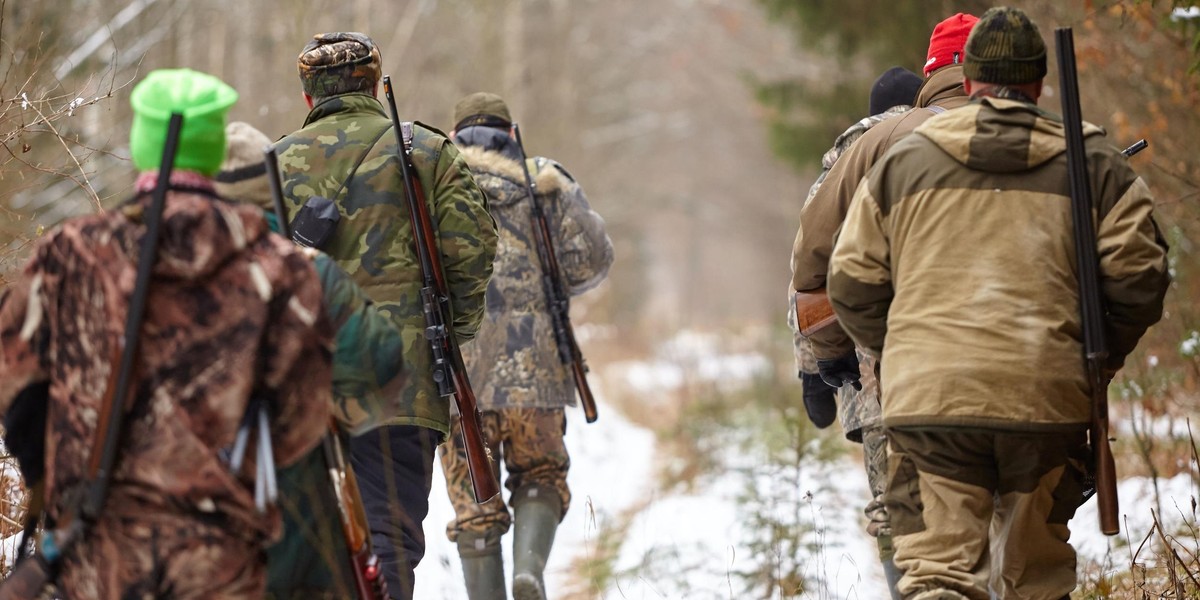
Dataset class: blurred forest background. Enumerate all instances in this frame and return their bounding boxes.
[1,0,1198,597]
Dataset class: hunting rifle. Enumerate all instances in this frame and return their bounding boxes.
[381,76,499,503]
[0,113,185,599]
[1056,26,1120,536]
[512,123,599,423]
[264,145,389,599]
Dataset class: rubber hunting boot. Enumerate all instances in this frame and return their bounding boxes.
[457,531,507,600]
[510,487,562,600]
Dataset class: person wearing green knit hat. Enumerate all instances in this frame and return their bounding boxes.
[129,67,238,176]
[0,66,335,599]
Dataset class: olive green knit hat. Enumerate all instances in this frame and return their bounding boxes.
[452,92,512,131]
[129,68,238,176]
[963,6,1047,85]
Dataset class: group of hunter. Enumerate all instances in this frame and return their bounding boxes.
[0,30,611,600]
[791,7,1168,600]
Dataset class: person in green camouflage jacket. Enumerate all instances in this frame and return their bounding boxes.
[441,93,613,600]
[786,66,920,599]
[216,120,409,599]
[274,32,497,600]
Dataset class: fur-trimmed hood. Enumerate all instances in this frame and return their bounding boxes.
[457,144,569,207]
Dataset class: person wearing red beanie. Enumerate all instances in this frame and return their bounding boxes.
[924,13,980,76]
[789,14,977,597]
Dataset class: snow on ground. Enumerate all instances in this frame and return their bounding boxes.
[414,383,659,599]
[1072,472,1199,562]
[413,370,891,599]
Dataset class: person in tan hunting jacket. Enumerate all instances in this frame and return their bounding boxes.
[827,8,1169,599]
[0,69,332,599]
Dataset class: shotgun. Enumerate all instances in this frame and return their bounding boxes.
[1056,27,1120,536]
[511,124,599,423]
[0,113,185,599]
[381,76,499,503]
[264,145,390,599]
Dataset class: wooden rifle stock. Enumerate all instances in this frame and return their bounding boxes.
[793,287,837,337]
[321,430,388,600]
[264,147,389,598]
[512,124,599,423]
[381,77,499,503]
[1056,27,1119,536]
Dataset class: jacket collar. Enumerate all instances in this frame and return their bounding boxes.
[915,65,967,108]
[304,93,387,127]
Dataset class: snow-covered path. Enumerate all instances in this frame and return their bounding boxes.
[413,391,892,599]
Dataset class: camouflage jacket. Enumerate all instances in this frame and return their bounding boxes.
[276,94,498,435]
[262,213,407,436]
[456,138,613,409]
[0,172,332,542]
[788,103,910,439]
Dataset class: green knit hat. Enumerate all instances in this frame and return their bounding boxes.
[963,6,1047,85]
[452,92,512,131]
[129,68,238,176]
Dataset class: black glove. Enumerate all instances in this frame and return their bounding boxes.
[800,371,838,429]
[817,352,863,391]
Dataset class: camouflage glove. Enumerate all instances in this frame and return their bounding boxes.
[816,352,862,391]
[800,371,837,429]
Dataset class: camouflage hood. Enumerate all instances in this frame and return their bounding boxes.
[128,170,270,281]
[915,96,1106,174]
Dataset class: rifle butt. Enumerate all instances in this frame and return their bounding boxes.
[459,413,500,502]
[348,550,388,600]
[1093,421,1120,535]
[0,554,52,600]
[574,363,598,423]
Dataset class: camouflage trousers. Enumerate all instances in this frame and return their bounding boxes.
[440,407,571,541]
[58,512,266,599]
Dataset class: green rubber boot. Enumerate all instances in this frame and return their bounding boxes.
[457,531,507,600]
[510,486,563,600]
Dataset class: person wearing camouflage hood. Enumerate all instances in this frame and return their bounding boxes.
[828,7,1169,598]
[787,65,921,599]
[274,32,497,600]
[0,68,332,598]
[216,120,410,599]
[441,93,613,600]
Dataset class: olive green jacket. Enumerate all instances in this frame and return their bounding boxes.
[277,93,498,435]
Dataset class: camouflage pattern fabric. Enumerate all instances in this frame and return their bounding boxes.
[788,104,909,440]
[456,143,613,409]
[276,93,498,436]
[439,408,570,541]
[0,171,333,593]
[297,32,382,99]
[59,503,267,599]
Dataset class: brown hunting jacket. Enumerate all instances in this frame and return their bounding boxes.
[0,172,332,542]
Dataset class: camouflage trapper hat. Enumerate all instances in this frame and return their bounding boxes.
[298,32,382,98]
[453,92,512,131]
[964,6,1047,85]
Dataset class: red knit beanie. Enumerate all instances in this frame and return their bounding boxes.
[924,13,980,76]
